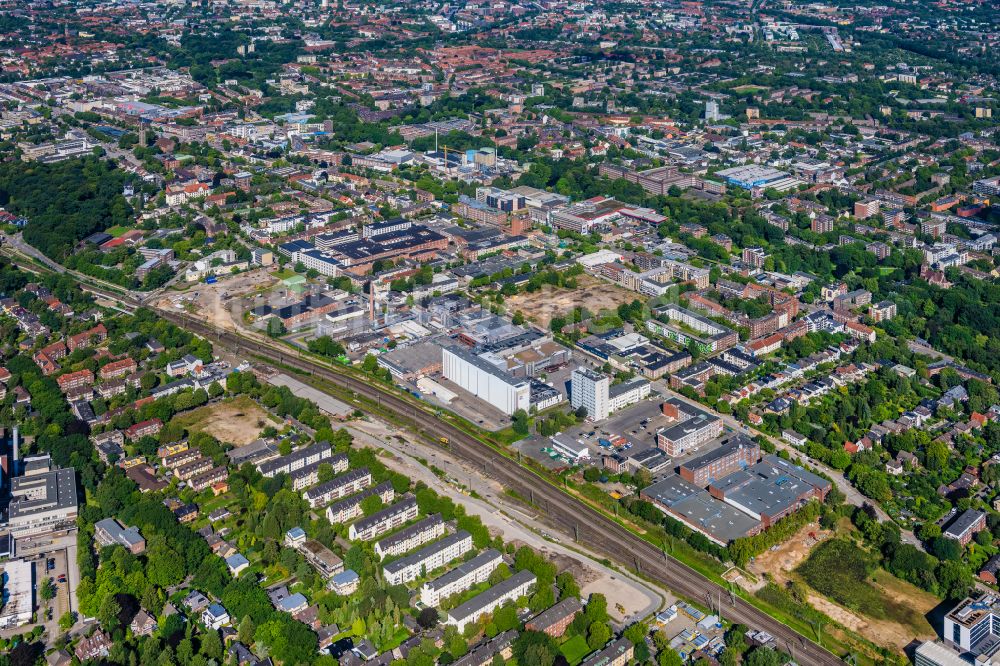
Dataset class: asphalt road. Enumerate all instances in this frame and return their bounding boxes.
[21,266,848,664]
[148,310,846,665]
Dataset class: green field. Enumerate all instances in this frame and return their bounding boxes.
[797,538,925,627]
[105,225,131,237]
[559,635,591,664]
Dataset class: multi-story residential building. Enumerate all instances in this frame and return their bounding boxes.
[742,246,767,268]
[99,358,138,380]
[525,597,583,638]
[297,538,344,579]
[655,399,723,457]
[348,496,418,541]
[124,418,162,441]
[870,301,897,322]
[326,482,395,524]
[94,518,146,554]
[420,548,505,607]
[174,457,214,481]
[943,509,986,546]
[302,468,372,509]
[374,514,445,560]
[162,448,200,469]
[257,444,339,479]
[452,630,518,666]
[57,369,94,393]
[383,530,473,585]
[854,199,880,220]
[580,637,634,666]
[647,304,738,353]
[444,569,536,632]
[188,467,229,492]
[570,367,610,421]
[67,324,108,351]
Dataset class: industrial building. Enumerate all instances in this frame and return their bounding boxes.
[0,559,32,629]
[442,345,530,416]
[6,454,79,538]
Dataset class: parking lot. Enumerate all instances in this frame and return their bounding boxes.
[514,391,736,476]
[0,540,73,640]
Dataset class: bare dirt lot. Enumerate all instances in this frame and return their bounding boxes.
[749,522,936,652]
[157,267,280,332]
[172,395,272,446]
[504,275,639,328]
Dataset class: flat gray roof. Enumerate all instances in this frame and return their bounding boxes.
[447,568,535,623]
[383,530,471,576]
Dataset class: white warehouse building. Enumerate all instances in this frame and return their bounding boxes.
[442,346,530,416]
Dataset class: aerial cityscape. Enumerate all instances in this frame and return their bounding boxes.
[0,0,995,664]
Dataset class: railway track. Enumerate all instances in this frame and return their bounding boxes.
[152,309,844,665]
[53,275,846,664]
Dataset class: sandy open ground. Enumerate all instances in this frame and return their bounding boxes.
[750,522,936,652]
[172,395,271,446]
[158,267,279,332]
[504,274,638,328]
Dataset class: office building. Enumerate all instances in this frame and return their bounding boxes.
[655,399,723,457]
[94,518,146,554]
[383,530,473,585]
[914,641,968,666]
[421,549,505,607]
[943,594,1000,659]
[442,345,530,416]
[6,455,79,538]
[679,436,760,487]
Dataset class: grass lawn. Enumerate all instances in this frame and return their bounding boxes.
[560,635,591,664]
[105,225,131,237]
[273,268,298,280]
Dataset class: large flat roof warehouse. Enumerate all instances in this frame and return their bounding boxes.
[715,165,793,189]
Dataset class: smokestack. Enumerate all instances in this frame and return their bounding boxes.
[11,426,19,476]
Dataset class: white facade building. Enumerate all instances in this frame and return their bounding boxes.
[421,549,505,607]
[383,531,473,586]
[443,569,535,632]
[442,346,530,416]
[570,367,610,421]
